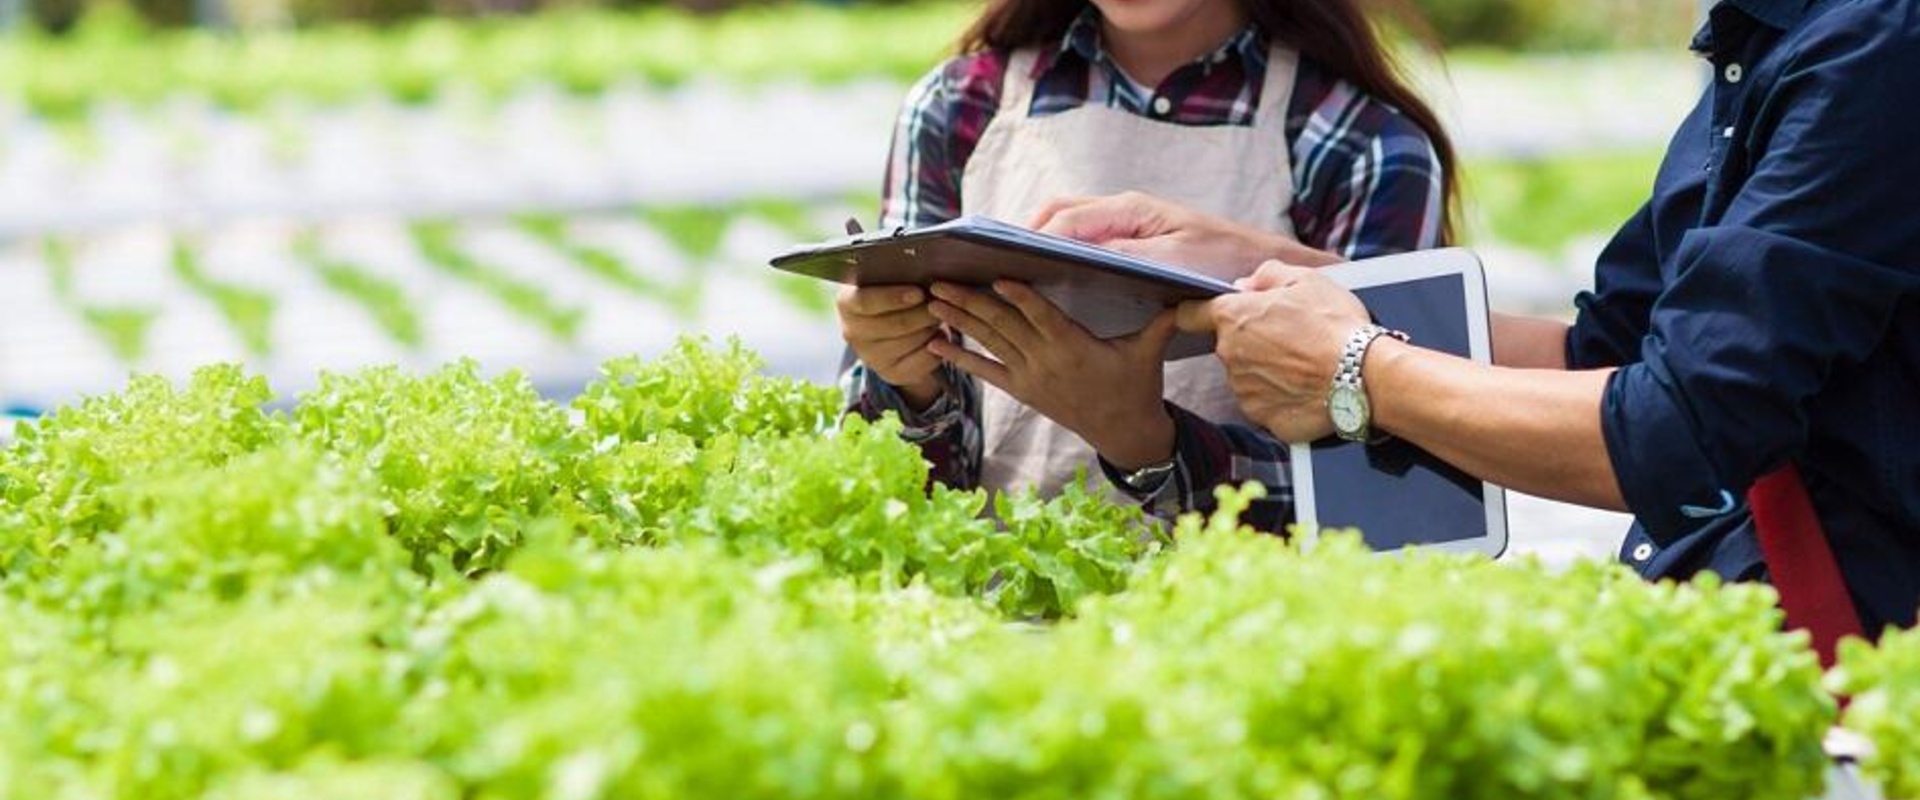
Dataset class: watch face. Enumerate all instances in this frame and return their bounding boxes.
[1329,385,1368,434]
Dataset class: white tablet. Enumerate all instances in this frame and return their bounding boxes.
[1290,248,1508,558]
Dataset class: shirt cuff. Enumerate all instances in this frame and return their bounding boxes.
[1601,359,1739,546]
[854,363,965,443]
[1097,402,1229,515]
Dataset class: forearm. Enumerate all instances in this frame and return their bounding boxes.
[1366,339,1626,510]
[1491,313,1570,370]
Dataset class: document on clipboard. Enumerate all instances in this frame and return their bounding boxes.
[768,215,1234,360]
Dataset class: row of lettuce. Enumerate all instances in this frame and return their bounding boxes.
[38,200,840,364]
[0,2,969,121]
[0,339,1913,799]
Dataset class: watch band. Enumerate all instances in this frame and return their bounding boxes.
[1329,324,1409,443]
[1333,324,1406,387]
[1119,457,1177,493]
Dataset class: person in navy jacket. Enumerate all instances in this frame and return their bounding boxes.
[1011,0,1920,634]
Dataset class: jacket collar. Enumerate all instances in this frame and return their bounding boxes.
[1693,0,1812,53]
[1724,0,1812,30]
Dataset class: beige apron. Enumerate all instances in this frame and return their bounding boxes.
[959,44,1300,497]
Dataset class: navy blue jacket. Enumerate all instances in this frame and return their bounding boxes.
[1570,0,1920,632]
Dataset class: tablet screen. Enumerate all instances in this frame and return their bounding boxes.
[1310,273,1489,550]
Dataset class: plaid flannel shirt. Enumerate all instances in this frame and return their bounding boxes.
[844,9,1445,529]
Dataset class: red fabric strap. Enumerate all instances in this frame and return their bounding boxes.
[1748,463,1865,668]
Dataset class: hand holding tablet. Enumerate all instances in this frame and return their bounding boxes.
[1171,249,1507,556]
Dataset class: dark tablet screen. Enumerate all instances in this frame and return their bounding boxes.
[1310,274,1491,550]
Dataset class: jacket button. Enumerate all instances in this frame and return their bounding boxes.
[1631,542,1655,562]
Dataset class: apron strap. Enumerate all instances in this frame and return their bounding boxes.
[1253,46,1300,127]
[1748,463,1866,669]
[1252,46,1299,235]
[998,49,1042,119]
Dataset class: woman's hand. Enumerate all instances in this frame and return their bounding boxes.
[1176,262,1372,442]
[836,284,944,408]
[923,280,1178,470]
[1029,191,1343,278]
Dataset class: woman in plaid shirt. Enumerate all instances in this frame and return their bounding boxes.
[838,0,1457,530]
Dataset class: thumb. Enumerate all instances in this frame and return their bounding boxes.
[1174,300,1217,334]
[1128,309,1180,358]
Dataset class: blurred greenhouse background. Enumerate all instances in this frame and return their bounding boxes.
[0,0,1699,558]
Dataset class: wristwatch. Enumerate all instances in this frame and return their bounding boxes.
[1327,323,1409,443]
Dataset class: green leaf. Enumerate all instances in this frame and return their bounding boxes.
[294,232,425,349]
[513,214,702,319]
[409,220,584,342]
[172,238,277,357]
[639,205,732,263]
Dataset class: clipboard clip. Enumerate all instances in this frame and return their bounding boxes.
[842,217,907,243]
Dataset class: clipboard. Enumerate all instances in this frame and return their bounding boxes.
[769,215,1234,360]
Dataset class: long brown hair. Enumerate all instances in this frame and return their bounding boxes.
[959,0,1460,245]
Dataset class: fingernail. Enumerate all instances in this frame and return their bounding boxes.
[901,288,922,304]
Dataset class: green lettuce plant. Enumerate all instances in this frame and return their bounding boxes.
[1834,627,1920,798]
[0,340,1842,800]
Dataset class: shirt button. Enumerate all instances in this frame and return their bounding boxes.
[1722,126,1736,139]
[1151,96,1172,116]
[1724,62,1744,84]
[1631,542,1655,562]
